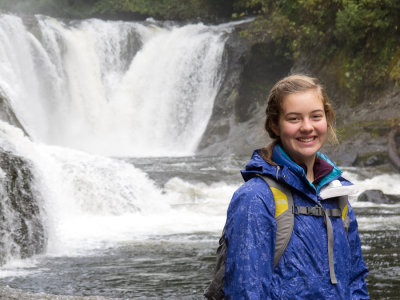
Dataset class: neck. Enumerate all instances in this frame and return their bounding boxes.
[300,156,316,183]
[306,167,314,182]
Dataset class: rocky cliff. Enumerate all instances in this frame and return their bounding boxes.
[197,21,400,170]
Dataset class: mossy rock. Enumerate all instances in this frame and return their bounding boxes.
[353,151,389,167]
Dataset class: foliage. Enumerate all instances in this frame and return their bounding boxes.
[2,0,64,12]
[0,0,232,21]
[334,0,400,99]
[337,117,400,142]
[233,0,400,103]
[91,0,205,20]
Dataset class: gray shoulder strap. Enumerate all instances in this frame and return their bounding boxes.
[338,195,350,234]
[320,180,353,234]
[259,176,294,268]
[259,176,349,285]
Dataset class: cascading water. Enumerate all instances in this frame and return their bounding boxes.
[0,112,232,258]
[0,12,241,259]
[0,14,230,156]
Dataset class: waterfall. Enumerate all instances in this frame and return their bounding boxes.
[0,13,241,264]
[0,14,233,157]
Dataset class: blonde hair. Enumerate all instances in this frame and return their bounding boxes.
[261,74,338,164]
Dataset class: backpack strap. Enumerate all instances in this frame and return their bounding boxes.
[296,182,353,285]
[204,227,227,300]
[292,200,348,284]
[258,176,294,268]
[337,195,350,234]
[324,206,338,284]
[260,175,351,285]
[320,180,355,234]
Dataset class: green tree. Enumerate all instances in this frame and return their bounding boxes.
[232,0,400,103]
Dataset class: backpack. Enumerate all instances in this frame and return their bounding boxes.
[204,175,350,299]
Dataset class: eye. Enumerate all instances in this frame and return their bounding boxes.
[312,114,323,120]
[287,116,300,122]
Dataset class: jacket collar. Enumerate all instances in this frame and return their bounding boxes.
[241,145,343,196]
[272,144,342,193]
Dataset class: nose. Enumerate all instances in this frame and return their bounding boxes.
[300,118,313,132]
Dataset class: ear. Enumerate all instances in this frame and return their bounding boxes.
[269,119,280,137]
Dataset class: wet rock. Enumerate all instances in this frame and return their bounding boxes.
[197,22,250,154]
[354,152,389,167]
[358,189,400,204]
[388,127,400,171]
[0,91,28,137]
[0,147,46,265]
[197,21,293,156]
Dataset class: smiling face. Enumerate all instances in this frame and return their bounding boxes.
[271,89,328,167]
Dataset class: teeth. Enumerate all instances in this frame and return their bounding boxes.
[299,137,314,142]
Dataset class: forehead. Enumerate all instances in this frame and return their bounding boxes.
[281,90,324,113]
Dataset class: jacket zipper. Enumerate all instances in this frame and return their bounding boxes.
[275,166,280,181]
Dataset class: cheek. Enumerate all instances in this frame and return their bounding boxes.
[317,120,328,136]
[315,123,328,145]
[278,121,297,137]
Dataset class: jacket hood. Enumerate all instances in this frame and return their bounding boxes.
[241,150,278,182]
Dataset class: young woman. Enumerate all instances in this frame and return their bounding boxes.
[224,74,369,299]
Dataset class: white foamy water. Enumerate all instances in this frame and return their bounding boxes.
[0,14,234,157]
[343,168,400,196]
[0,120,233,259]
[340,168,400,234]
[356,215,400,231]
[0,13,243,267]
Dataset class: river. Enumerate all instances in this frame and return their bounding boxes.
[0,152,398,299]
[0,13,398,300]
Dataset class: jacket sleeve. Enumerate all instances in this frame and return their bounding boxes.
[347,203,370,299]
[224,178,276,299]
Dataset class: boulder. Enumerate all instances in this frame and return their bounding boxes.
[0,91,28,137]
[388,127,400,171]
[358,189,400,204]
[0,147,46,265]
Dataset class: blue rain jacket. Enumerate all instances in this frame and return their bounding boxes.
[224,145,369,299]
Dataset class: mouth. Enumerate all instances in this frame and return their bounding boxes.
[297,137,316,143]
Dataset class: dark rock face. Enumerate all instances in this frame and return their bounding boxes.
[358,189,400,204]
[388,127,400,171]
[197,24,292,156]
[0,92,28,137]
[196,23,400,165]
[235,41,293,124]
[0,147,46,265]
[197,23,249,154]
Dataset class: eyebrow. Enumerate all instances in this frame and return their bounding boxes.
[285,109,324,115]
